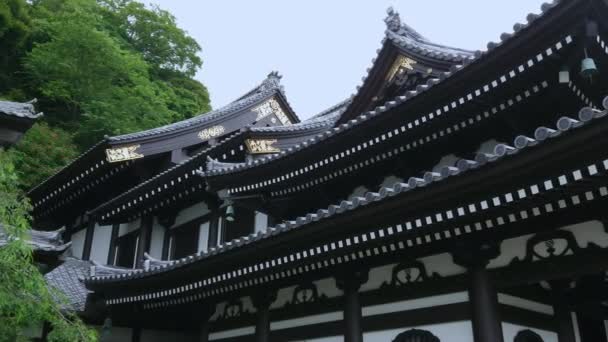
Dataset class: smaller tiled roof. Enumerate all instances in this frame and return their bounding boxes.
[45,258,91,312]
[0,99,43,120]
[108,72,298,143]
[0,225,71,253]
[384,7,474,62]
[249,99,349,134]
[45,258,134,312]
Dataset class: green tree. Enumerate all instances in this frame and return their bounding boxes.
[0,0,32,98]
[0,149,96,341]
[2,0,212,186]
[9,123,79,189]
[99,0,202,77]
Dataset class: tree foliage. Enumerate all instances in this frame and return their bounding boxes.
[1,0,211,186]
[9,123,79,189]
[0,149,96,341]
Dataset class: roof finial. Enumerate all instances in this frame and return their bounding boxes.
[261,71,283,90]
[385,7,401,32]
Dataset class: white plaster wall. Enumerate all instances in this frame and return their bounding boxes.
[563,220,608,248]
[209,326,255,341]
[420,253,467,277]
[71,228,86,259]
[172,202,209,229]
[316,277,341,298]
[254,211,268,233]
[89,224,112,264]
[140,329,197,342]
[363,321,473,342]
[292,337,343,342]
[198,221,210,253]
[149,219,165,259]
[498,293,554,315]
[502,323,557,342]
[362,292,469,317]
[118,219,140,237]
[272,311,343,331]
[361,263,394,292]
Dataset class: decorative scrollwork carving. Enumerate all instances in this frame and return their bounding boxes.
[218,299,248,320]
[286,282,327,306]
[508,228,608,267]
[381,260,440,289]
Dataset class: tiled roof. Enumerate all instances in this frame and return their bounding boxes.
[45,258,91,312]
[109,72,297,143]
[0,99,43,120]
[0,225,71,253]
[249,99,349,134]
[86,98,608,285]
[45,258,135,312]
[384,7,474,62]
[89,102,351,218]
[205,0,566,178]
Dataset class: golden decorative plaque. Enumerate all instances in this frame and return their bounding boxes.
[386,55,417,82]
[198,125,225,140]
[245,139,280,154]
[105,145,144,163]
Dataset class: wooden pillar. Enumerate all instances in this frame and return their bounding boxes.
[251,291,277,342]
[107,224,120,265]
[82,219,96,260]
[555,303,577,342]
[454,244,503,342]
[135,216,153,268]
[131,327,141,342]
[336,269,369,342]
[207,215,220,249]
[551,280,577,342]
[198,304,215,342]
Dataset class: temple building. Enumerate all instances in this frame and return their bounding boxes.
[25,1,608,341]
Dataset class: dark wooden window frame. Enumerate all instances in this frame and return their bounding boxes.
[164,213,215,260]
[113,229,140,268]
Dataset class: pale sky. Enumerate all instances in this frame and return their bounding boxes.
[148,1,548,120]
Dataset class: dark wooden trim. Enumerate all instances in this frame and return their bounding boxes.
[208,215,219,250]
[168,216,203,260]
[131,327,140,342]
[135,216,153,268]
[161,228,171,261]
[500,305,556,332]
[211,302,471,342]
[107,224,120,265]
[470,265,504,342]
[82,220,96,260]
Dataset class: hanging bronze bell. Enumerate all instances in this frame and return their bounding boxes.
[580,57,598,78]
[225,204,235,222]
